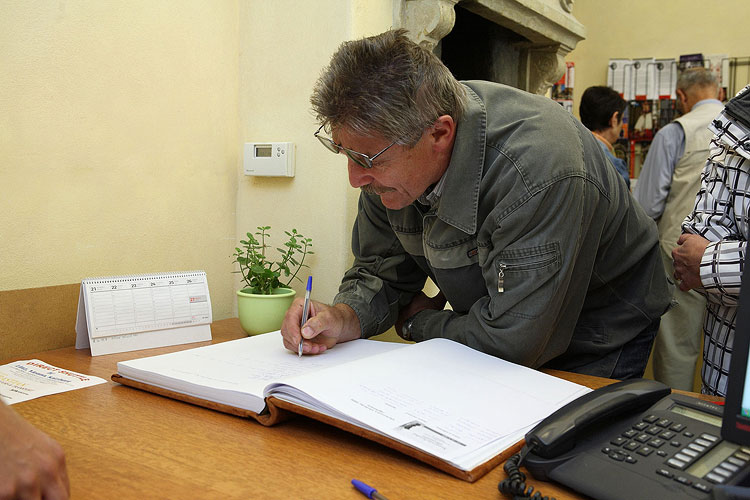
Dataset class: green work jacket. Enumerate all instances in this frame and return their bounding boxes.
[333,81,672,376]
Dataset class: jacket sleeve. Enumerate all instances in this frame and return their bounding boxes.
[332,192,428,337]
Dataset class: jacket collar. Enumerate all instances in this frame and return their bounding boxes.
[431,83,485,235]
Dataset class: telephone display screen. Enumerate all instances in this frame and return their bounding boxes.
[670,404,723,427]
[742,368,750,418]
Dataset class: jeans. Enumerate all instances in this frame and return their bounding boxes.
[610,317,660,380]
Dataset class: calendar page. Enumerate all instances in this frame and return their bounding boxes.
[75,271,212,356]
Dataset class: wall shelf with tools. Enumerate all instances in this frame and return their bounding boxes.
[606,54,749,185]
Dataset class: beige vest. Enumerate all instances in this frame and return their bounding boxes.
[657,101,724,256]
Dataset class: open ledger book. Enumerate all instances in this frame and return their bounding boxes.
[113,332,591,482]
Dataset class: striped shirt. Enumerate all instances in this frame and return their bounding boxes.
[682,85,750,396]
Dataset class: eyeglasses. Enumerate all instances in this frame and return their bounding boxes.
[314,125,397,169]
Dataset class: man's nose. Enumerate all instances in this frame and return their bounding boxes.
[347,160,372,188]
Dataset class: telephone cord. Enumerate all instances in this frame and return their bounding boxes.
[497,447,556,500]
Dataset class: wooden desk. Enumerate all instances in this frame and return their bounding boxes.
[2,319,713,499]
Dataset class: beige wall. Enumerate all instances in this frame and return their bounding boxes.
[9,0,744,351]
[236,0,394,309]
[0,0,395,352]
[569,0,750,116]
[1,1,240,321]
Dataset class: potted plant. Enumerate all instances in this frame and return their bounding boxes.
[232,226,313,335]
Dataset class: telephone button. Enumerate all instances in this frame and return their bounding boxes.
[643,414,659,423]
[648,438,665,448]
[674,452,693,463]
[667,457,687,469]
[692,482,712,493]
[659,430,676,440]
[702,433,719,442]
[622,429,638,438]
[688,443,707,453]
[633,422,650,431]
[735,451,750,461]
[681,448,699,458]
[670,440,682,447]
[719,462,739,473]
[625,456,637,464]
[637,446,654,456]
[728,456,747,467]
[695,438,713,447]
[656,418,672,427]
[712,467,732,478]
[675,475,693,486]
[608,451,627,461]
[656,468,674,478]
[635,433,651,443]
[624,441,640,451]
[657,450,668,457]
[610,436,628,446]
[671,423,687,432]
[705,472,726,484]
[646,425,662,435]
[684,431,695,438]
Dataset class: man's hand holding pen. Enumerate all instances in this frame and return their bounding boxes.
[281,300,362,355]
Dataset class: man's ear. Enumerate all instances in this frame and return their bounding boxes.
[610,111,621,129]
[430,115,456,153]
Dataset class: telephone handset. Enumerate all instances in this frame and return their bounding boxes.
[526,378,671,459]
[499,379,750,500]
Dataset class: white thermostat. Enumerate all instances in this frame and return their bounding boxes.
[243,142,295,177]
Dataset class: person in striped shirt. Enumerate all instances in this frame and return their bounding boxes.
[674,84,750,396]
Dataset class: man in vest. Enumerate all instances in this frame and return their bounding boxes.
[634,67,723,391]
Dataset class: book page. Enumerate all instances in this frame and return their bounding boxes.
[265,338,590,471]
[116,331,406,413]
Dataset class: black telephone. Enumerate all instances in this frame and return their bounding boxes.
[499,379,750,500]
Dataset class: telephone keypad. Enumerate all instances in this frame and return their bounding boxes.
[603,416,731,494]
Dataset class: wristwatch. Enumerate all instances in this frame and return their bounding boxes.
[401,314,417,341]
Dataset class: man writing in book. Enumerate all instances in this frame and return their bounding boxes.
[281,29,672,379]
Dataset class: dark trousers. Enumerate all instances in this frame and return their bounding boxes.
[610,318,660,380]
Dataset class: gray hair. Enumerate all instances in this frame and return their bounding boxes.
[310,29,467,147]
[677,67,719,94]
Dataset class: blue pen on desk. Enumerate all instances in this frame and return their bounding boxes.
[351,479,390,500]
[298,276,312,357]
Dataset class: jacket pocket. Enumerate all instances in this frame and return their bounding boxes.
[493,242,561,319]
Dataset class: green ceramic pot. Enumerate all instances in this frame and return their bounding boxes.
[236,287,296,335]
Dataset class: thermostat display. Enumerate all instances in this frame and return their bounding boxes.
[254,145,272,158]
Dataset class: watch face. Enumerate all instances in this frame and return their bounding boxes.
[401,317,414,341]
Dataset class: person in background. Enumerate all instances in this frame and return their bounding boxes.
[674,84,750,397]
[579,85,631,189]
[0,399,69,499]
[281,29,672,380]
[633,67,723,391]
[634,100,654,134]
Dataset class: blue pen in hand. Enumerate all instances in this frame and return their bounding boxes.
[298,276,312,357]
[351,479,390,500]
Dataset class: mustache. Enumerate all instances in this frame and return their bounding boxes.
[361,184,395,195]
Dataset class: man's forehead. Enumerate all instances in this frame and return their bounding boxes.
[332,126,387,145]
